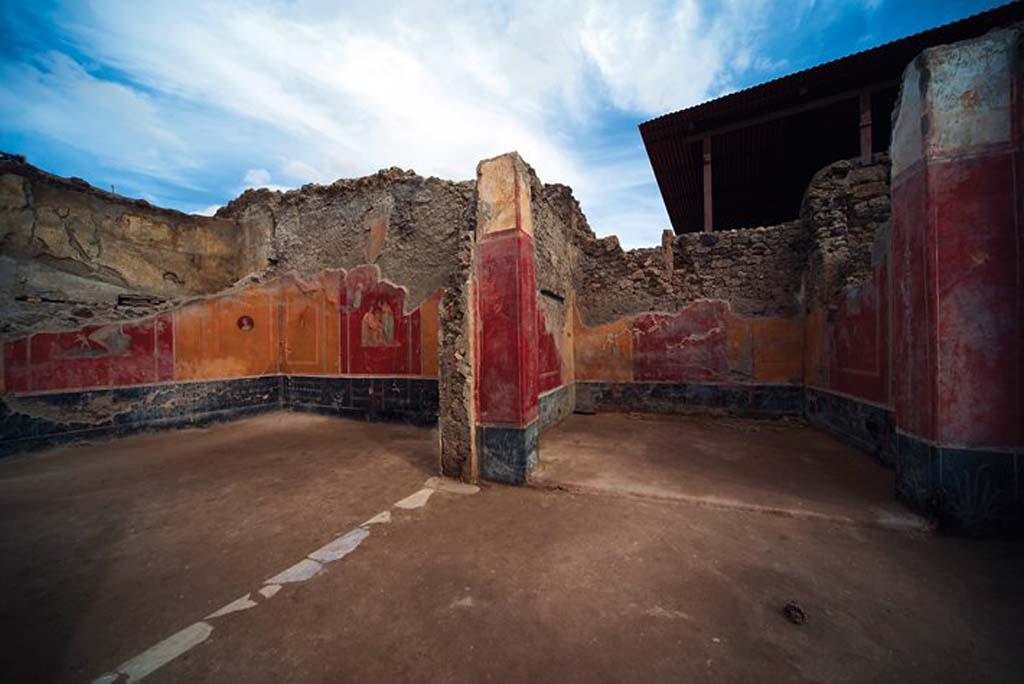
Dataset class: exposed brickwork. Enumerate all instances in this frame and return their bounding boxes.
[0,155,267,338]
[802,154,892,307]
[438,231,476,480]
[567,211,810,325]
[674,222,810,318]
[220,168,474,311]
[558,154,890,326]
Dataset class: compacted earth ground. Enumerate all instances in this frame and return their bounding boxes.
[534,413,926,530]
[1,411,1022,683]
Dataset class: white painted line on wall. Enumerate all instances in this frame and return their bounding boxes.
[93,621,214,683]
[265,558,322,585]
[308,527,369,563]
[362,510,391,526]
[259,584,281,599]
[394,488,433,509]
[206,593,258,619]
[424,476,479,495]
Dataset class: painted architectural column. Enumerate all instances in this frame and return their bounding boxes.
[890,28,1022,531]
[473,152,540,484]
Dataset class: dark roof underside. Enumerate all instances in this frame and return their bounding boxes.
[641,2,1024,234]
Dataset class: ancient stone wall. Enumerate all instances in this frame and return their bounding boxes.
[438,231,476,481]
[887,26,1023,533]
[567,207,810,326]
[218,169,473,311]
[1,143,898,468]
[1,154,473,456]
[800,154,894,463]
[531,178,579,427]
[802,154,892,308]
[0,154,268,338]
[564,152,893,424]
[673,222,809,318]
[1,267,444,455]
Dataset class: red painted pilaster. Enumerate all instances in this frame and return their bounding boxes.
[891,28,1022,450]
[474,153,538,427]
[473,153,540,484]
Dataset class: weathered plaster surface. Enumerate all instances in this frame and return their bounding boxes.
[218,167,473,311]
[0,154,269,338]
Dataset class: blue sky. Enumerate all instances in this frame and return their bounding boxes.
[0,0,1007,247]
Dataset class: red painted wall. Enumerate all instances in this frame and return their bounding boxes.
[2,315,174,394]
[342,265,422,376]
[537,306,562,394]
[931,154,1022,446]
[476,230,539,425]
[825,255,891,406]
[891,165,935,438]
[3,270,438,397]
[633,301,729,382]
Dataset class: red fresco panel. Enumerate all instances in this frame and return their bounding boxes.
[633,300,729,382]
[339,276,350,374]
[344,267,416,376]
[830,256,890,405]
[155,312,175,382]
[476,231,538,425]
[408,309,422,376]
[537,307,562,394]
[30,327,112,391]
[110,319,157,387]
[891,167,936,441]
[931,153,1022,446]
[4,338,30,393]
[15,318,170,393]
[517,236,538,413]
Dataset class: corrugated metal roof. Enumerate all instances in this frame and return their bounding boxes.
[641,1,1024,233]
[641,1,1023,140]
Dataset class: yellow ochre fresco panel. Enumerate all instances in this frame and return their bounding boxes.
[803,307,828,386]
[560,294,576,386]
[174,285,280,380]
[751,317,804,383]
[573,308,633,382]
[420,289,441,378]
[280,275,341,375]
[723,310,753,379]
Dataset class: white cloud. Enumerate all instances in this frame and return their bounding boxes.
[0,51,199,186]
[192,204,222,216]
[2,1,801,247]
[281,159,321,184]
[243,168,272,187]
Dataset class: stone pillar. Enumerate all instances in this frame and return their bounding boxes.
[473,153,540,484]
[890,28,1022,532]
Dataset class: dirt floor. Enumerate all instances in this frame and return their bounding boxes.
[2,411,1023,683]
[535,413,924,530]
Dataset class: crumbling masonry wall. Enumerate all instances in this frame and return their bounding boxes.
[530,179,578,430]
[568,198,815,417]
[3,23,1019,535]
[218,168,473,310]
[0,153,269,338]
[801,155,894,463]
[1,159,471,455]
[438,231,476,481]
